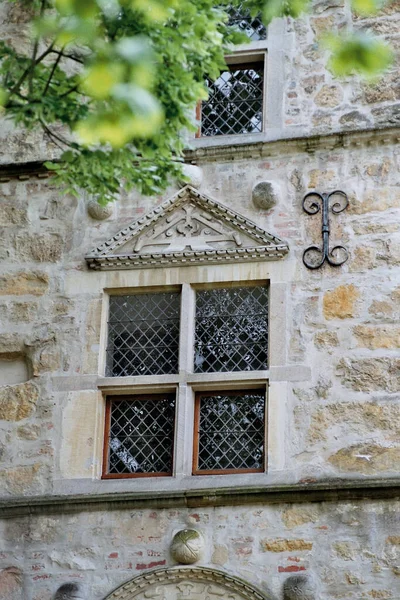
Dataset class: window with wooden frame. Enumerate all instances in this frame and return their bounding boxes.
[193,389,266,475]
[102,284,269,479]
[198,58,265,138]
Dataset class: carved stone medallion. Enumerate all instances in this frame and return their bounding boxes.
[104,566,271,600]
[170,529,204,564]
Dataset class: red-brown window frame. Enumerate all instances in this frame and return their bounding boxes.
[102,393,176,479]
[192,388,267,476]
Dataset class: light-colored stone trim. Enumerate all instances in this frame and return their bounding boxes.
[187,125,400,164]
[104,566,270,600]
[1,478,400,518]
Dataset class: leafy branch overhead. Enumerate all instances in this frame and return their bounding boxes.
[0,0,394,204]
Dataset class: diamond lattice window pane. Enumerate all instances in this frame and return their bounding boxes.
[201,63,264,137]
[226,4,267,40]
[106,395,176,475]
[196,391,265,472]
[194,286,268,373]
[106,292,180,376]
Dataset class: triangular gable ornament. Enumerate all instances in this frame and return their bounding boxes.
[85,186,289,270]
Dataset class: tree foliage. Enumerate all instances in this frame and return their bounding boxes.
[0,0,393,204]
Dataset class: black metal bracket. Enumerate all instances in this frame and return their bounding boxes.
[302,190,349,270]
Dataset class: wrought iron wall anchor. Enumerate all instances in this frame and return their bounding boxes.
[302,190,349,270]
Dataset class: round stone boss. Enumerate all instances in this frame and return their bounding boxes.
[170,529,204,564]
[104,566,273,600]
[252,181,280,210]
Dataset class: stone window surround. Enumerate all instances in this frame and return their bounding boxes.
[192,19,291,150]
[73,258,313,496]
[101,282,269,479]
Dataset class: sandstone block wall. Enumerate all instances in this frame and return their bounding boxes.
[1,501,400,600]
[0,1,399,599]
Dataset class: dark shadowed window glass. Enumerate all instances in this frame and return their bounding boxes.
[200,62,264,137]
[194,285,269,373]
[105,394,176,476]
[106,292,180,377]
[194,390,265,473]
[226,4,267,41]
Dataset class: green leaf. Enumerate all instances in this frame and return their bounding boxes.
[326,33,393,78]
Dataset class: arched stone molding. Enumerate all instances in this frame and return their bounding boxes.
[104,566,273,600]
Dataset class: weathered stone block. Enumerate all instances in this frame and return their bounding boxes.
[261,538,313,552]
[0,381,39,421]
[281,506,320,529]
[0,271,49,296]
[0,204,27,226]
[14,233,62,262]
[308,401,400,444]
[314,85,343,108]
[337,358,400,392]
[353,325,400,349]
[211,544,228,565]
[313,331,339,348]
[0,333,23,359]
[0,566,23,600]
[0,463,42,494]
[329,443,400,474]
[323,285,359,319]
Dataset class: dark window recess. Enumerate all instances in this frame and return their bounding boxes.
[194,390,265,474]
[194,285,268,373]
[104,395,176,477]
[106,292,180,377]
[200,63,264,137]
[226,4,267,41]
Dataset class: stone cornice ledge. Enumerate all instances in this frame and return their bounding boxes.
[186,125,400,163]
[0,478,399,519]
[0,126,399,180]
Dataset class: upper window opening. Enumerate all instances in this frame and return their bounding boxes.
[200,62,264,137]
[106,292,180,377]
[194,285,269,373]
[226,4,267,41]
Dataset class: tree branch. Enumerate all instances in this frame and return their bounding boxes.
[5,44,55,104]
[50,50,87,65]
[43,48,63,96]
[39,119,76,150]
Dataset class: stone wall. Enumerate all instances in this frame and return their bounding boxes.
[1,131,399,494]
[0,1,399,599]
[1,500,399,600]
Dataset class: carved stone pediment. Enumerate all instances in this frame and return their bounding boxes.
[104,566,272,600]
[86,186,289,270]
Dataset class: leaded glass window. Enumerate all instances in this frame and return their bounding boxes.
[103,394,176,477]
[200,62,264,137]
[193,390,265,474]
[106,292,180,377]
[194,285,269,373]
[226,4,267,41]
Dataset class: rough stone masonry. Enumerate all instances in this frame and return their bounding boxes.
[0,0,400,599]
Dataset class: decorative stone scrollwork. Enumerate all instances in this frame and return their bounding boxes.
[86,185,289,270]
[170,529,204,564]
[104,566,272,600]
